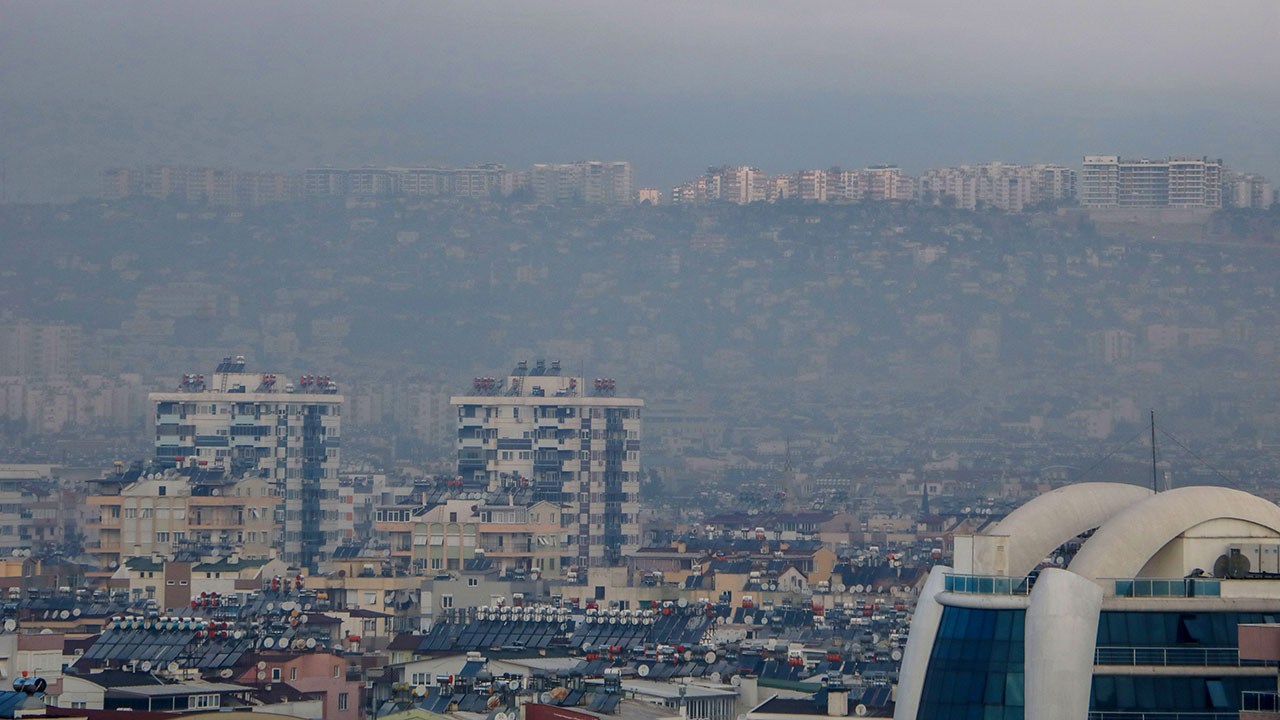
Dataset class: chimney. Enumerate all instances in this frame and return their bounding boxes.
[825,673,848,717]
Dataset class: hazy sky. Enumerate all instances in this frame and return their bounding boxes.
[3,1,1279,201]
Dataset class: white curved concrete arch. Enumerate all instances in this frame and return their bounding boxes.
[1069,486,1280,583]
[892,566,949,720]
[987,482,1153,578]
[1024,568,1103,720]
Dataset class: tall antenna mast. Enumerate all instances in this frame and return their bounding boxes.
[1150,409,1159,492]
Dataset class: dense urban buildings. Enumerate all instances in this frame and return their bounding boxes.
[102,154,1278,211]
[452,360,642,568]
[102,161,635,207]
[147,356,344,570]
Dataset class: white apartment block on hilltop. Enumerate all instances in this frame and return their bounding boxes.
[452,360,642,568]
[148,356,345,571]
[1080,155,1223,208]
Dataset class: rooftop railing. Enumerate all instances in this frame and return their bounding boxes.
[1094,646,1272,667]
[943,573,1031,596]
[1110,577,1221,598]
[1085,707,1233,712]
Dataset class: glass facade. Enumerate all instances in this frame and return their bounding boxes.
[1096,611,1280,648]
[918,606,1025,720]
[1090,675,1271,714]
[1090,611,1278,715]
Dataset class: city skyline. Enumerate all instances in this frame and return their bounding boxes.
[4,3,1280,202]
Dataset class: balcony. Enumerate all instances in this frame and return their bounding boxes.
[1094,646,1273,668]
[1243,691,1280,719]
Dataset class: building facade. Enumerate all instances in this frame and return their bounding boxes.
[147,357,344,570]
[896,483,1280,720]
[1080,155,1224,208]
[452,361,642,568]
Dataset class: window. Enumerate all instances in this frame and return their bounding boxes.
[441,594,453,609]
[271,668,281,681]
[412,672,427,685]
[290,667,297,680]
[338,693,349,711]
[334,665,341,679]
[918,607,1025,720]
[193,694,219,708]
[468,578,478,586]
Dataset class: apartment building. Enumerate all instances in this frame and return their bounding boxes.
[148,356,344,571]
[1080,155,1223,208]
[1225,173,1274,209]
[530,161,633,206]
[87,466,279,573]
[793,169,828,202]
[858,165,912,201]
[452,360,642,568]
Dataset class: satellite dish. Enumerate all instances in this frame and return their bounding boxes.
[306,638,317,649]
[683,651,693,662]
[299,615,308,624]
[837,584,848,593]
[677,598,688,608]
[496,712,512,720]
[141,661,153,672]
[550,687,569,701]
[3,619,15,632]
[257,661,267,670]
[709,671,721,683]
[539,692,552,704]
[60,610,71,620]
[220,669,233,679]
[637,664,650,677]
[266,602,274,611]
[262,637,275,648]
[704,651,717,664]
[257,671,267,681]
[168,661,180,673]
[760,616,769,625]
[234,630,244,639]
[72,608,82,618]
[891,649,903,661]
[855,704,868,716]
[414,686,427,697]
[730,675,742,687]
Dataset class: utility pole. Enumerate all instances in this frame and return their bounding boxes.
[1150,409,1159,493]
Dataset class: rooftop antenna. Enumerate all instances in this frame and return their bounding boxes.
[1150,409,1159,493]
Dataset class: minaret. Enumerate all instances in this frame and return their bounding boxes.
[920,481,931,519]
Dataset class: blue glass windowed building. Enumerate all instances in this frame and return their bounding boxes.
[895,484,1280,720]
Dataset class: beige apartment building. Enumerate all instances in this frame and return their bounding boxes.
[87,470,279,574]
